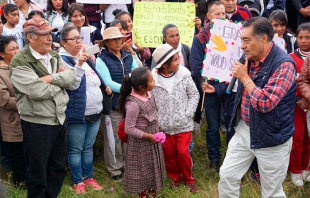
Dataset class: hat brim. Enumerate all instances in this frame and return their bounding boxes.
[24,27,58,34]
[154,49,180,69]
[102,34,128,41]
[36,27,58,34]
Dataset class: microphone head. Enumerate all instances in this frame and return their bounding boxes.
[239,57,246,64]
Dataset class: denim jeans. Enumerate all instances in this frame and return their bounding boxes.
[204,93,223,162]
[67,119,101,184]
[21,120,67,198]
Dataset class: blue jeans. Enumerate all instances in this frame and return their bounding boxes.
[67,119,101,184]
[204,93,223,162]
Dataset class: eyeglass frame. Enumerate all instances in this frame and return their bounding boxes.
[63,37,84,42]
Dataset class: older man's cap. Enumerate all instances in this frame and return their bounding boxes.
[23,18,58,34]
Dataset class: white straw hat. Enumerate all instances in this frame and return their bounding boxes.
[152,44,179,69]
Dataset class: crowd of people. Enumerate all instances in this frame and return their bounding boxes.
[0,0,309,197]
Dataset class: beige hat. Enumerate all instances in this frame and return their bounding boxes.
[152,44,179,69]
[102,27,127,41]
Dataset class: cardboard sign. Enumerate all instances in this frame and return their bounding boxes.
[76,0,131,4]
[202,19,243,82]
[133,2,195,48]
[29,0,47,9]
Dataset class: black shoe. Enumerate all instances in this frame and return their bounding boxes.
[209,161,220,173]
[111,174,123,182]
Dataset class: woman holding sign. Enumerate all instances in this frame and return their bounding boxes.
[113,9,152,67]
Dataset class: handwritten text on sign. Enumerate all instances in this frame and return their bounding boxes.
[202,19,243,82]
[133,2,195,48]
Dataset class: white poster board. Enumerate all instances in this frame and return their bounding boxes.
[76,0,131,4]
[81,26,91,46]
[29,0,47,10]
[273,35,286,52]
[202,19,243,82]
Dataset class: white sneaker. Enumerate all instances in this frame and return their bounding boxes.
[194,122,200,134]
[290,172,304,186]
[301,170,310,182]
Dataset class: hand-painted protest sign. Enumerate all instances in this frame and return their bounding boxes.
[133,2,195,48]
[273,35,286,52]
[76,0,131,4]
[201,19,243,82]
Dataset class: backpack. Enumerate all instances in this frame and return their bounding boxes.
[238,0,262,17]
[117,118,128,143]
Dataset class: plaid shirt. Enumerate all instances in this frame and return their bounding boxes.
[241,45,296,123]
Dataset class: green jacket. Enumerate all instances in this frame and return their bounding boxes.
[9,44,76,125]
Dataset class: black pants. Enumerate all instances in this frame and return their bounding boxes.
[21,120,67,198]
[10,142,26,185]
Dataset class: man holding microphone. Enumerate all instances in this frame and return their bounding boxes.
[216,17,297,198]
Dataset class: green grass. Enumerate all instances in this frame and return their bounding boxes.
[2,121,310,198]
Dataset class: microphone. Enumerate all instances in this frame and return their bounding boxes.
[226,57,246,94]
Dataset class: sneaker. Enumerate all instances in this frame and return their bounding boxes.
[111,174,123,182]
[84,178,103,190]
[73,182,86,194]
[290,172,304,187]
[194,122,200,134]
[301,170,310,182]
[209,161,220,173]
[187,183,197,193]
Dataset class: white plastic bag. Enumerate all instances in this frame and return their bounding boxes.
[105,115,116,163]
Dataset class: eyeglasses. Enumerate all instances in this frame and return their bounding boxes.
[64,37,83,42]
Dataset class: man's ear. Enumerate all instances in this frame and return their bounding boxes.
[261,34,268,43]
[207,13,211,21]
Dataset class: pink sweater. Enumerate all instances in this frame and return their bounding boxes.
[124,91,151,139]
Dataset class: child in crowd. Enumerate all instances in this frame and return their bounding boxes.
[28,10,44,20]
[289,22,310,186]
[151,44,199,193]
[118,67,165,198]
[1,4,24,49]
[269,10,297,54]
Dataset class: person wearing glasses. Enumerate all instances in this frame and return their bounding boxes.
[9,18,76,197]
[58,25,111,194]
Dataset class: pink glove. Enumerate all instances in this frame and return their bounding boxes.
[153,132,166,144]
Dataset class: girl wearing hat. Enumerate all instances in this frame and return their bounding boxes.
[151,44,199,193]
[96,27,138,182]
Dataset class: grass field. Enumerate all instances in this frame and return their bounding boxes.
[2,120,310,198]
